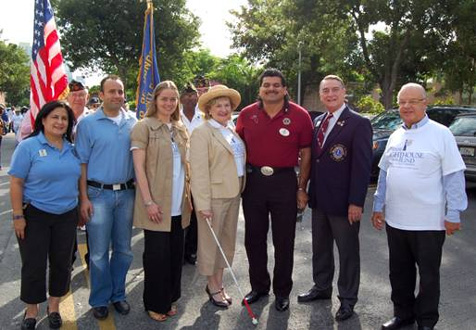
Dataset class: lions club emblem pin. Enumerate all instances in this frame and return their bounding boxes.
[329,144,347,162]
[283,118,291,125]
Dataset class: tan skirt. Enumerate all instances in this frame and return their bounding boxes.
[196,193,241,276]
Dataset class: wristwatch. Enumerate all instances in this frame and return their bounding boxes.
[12,214,25,220]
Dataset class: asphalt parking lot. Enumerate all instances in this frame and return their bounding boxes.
[1,132,475,330]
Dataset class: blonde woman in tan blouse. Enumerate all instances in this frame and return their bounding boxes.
[130,81,191,322]
[190,85,246,308]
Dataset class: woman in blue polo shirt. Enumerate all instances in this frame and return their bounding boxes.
[9,101,81,330]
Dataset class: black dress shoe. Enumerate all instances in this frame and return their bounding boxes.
[93,306,109,320]
[47,307,62,329]
[21,312,36,330]
[382,316,415,329]
[335,305,354,321]
[113,300,131,315]
[418,326,433,330]
[242,290,269,305]
[297,287,332,302]
[275,296,290,312]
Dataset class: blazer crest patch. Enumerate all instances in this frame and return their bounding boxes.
[329,144,347,162]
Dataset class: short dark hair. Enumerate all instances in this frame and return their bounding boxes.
[28,101,76,142]
[259,68,287,87]
[100,75,122,92]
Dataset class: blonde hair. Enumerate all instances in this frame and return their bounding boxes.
[204,96,232,120]
[145,80,180,121]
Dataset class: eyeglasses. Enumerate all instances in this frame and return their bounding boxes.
[398,99,425,106]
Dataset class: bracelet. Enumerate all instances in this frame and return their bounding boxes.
[12,214,24,220]
[144,200,154,207]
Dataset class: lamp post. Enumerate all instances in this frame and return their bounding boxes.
[297,42,302,105]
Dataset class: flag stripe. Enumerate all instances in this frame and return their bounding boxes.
[30,0,68,125]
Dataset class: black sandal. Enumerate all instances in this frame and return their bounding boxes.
[47,307,62,329]
[205,285,229,308]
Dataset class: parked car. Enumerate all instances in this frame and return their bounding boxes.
[370,106,476,178]
[449,113,476,181]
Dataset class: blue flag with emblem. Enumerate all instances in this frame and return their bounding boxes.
[136,0,160,119]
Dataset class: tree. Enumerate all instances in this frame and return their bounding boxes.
[440,0,476,104]
[0,39,30,105]
[209,54,261,109]
[54,0,200,92]
[230,0,471,108]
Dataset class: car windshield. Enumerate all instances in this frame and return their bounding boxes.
[449,117,476,136]
[371,111,402,130]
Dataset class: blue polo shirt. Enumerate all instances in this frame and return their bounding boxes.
[8,132,81,214]
[75,108,137,184]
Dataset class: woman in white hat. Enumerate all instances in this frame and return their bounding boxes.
[190,85,246,308]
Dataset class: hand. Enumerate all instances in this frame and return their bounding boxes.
[199,210,213,225]
[348,204,362,224]
[444,220,460,236]
[13,218,27,240]
[297,190,308,211]
[80,198,94,223]
[371,212,385,230]
[147,202,163,224]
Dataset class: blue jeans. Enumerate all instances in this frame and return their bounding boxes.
[86,186,134,307]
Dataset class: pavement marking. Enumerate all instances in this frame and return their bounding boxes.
[59,291,78,330]
[78,242,117,330]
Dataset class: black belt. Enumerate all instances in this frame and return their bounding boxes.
[246,164,295,176]
[87,179,135,191]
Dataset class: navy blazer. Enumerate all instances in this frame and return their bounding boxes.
[308,106,373,216]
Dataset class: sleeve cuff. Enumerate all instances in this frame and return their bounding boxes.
[373,201,384,212]
[445,209,461,223]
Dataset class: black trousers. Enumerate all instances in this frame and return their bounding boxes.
[311,209,360,307]
[184,196,197,258]
[18,204,78,304]
[143,216,184,314]
[242,169,297,298]
[386,224,445,328]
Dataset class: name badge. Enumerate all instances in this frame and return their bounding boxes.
[39,149,47,157]
[279,128,290,137]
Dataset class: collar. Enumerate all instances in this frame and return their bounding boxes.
[402,114,429,130]
[208,118,230,130]
[37,132,70,150]
[326,103,346,119]
[146,116,187,132]
[95,107,127,120]
[180,107,201,120]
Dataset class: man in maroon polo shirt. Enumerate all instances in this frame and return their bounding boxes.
[236,68,314,312]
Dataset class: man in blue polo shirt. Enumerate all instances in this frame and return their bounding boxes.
[75,75,137,320]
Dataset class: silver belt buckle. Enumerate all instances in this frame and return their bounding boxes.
[112,184,121,191]
[260,166,274,176]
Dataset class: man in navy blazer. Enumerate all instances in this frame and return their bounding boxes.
[298,75,373,322]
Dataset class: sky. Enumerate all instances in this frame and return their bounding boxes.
[0,0,247,84]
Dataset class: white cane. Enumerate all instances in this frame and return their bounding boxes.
[205,217,258,325]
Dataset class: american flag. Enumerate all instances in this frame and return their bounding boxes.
[30,0,69,125]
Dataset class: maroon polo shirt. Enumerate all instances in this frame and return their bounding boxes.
[236,101,313,167]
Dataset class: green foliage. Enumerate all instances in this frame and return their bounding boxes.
[208,55,261,110]
[0,39,30,106]
[230,0,476,108]
[433,97,455,106]
[54,0,200,94]
[356,95,384,114]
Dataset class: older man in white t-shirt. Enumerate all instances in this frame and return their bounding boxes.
[372,83,467,330]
